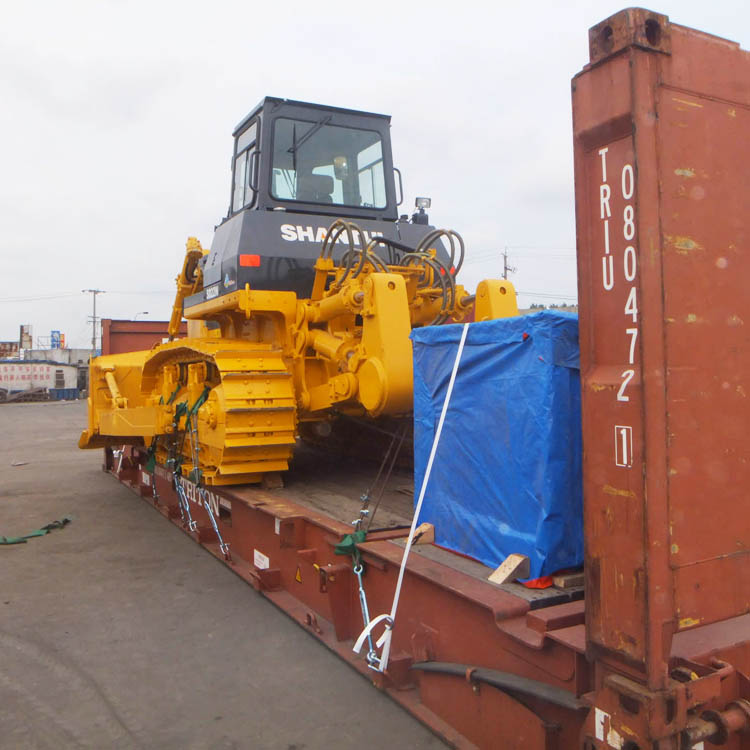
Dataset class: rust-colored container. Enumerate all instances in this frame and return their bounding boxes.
[573,8,750,691]
[100,318,186,355]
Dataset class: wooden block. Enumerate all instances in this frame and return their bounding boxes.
[488,553,531,584]
[261,472,284,490]
[552,571,585,589]
[412,522,435,545]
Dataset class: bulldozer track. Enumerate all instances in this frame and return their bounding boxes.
[148,340,297,485]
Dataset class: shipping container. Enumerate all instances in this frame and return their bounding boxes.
[100,318,186,355]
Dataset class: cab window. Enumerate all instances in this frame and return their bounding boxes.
[233,122,257,212]
[271,117,387,209]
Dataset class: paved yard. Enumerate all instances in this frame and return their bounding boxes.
[0,400,440,749]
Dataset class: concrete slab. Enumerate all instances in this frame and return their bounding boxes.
[0,401,443,749]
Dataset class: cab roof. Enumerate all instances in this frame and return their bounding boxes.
[232,96,391,137]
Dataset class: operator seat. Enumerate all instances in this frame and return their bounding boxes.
[296,173,334,203]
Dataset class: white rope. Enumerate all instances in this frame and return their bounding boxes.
[353,323,470,672]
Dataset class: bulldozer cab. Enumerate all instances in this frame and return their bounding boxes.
[229,97,397,221]
[193,97,444,302]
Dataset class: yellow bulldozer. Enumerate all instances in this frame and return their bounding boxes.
[79,97,518,486]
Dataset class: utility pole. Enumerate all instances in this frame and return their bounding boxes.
[82,289,105,352]
[502,247,516,280]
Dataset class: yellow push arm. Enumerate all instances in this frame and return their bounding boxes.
[168,237,207,340]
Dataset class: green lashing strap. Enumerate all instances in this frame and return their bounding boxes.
[335,530,367,557]
[174,401,189,422]
[184,386,211,434]
[173,386,210,432]
[166,382,182,405]
[188,386,210,419]
[167,387,211,482]
[144,430,160,473]
[184,387,210,483]
[1,517,72,545]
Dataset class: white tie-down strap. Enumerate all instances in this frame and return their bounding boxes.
[352,613,393,654]
[353,323,470,672]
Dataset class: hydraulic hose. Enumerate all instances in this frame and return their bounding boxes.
[411,662,588,713]
[416,229,466,275]
[401,252,455,324]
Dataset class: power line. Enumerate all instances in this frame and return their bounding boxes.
[107,290,175,295]
[0,289,174,303]
[514,252,576,258]
[518,290,578,300]
[0,292,81,303]
[466,250,575,264]
[506,245,576,251]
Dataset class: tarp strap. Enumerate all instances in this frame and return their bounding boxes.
[353,322,469,672]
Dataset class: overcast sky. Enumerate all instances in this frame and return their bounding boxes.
[1,0,747,349]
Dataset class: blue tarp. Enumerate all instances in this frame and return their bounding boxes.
[411,311,583,579]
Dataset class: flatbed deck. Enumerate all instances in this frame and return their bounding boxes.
[106,422,750,749]
[277,443,584,608]
[106,434,597,748]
